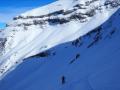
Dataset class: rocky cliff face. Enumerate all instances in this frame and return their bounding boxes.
[9,0,120,27]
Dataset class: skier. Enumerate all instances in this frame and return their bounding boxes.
[61,76,66,85]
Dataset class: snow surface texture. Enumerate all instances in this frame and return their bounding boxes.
[0,0,120,82]
[0,8,120,90]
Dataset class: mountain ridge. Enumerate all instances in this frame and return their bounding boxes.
[0,0,120,82]
[0,9,120,90]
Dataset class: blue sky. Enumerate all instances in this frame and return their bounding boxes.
[0,0,56,29]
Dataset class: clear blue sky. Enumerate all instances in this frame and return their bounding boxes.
[0,0,56,29]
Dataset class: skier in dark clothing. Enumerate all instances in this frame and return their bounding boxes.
[61,76,66,85]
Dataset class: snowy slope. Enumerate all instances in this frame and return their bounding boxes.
[0,8,120,90]
[0,0,120,82]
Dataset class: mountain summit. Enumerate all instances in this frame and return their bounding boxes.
[0,0,120,89]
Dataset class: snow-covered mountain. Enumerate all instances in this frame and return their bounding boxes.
[0,0,120,90]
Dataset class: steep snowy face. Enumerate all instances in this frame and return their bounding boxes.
[0,0,120,79]
[1,9,120,90]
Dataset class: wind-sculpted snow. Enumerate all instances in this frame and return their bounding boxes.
[0,0,120,79]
